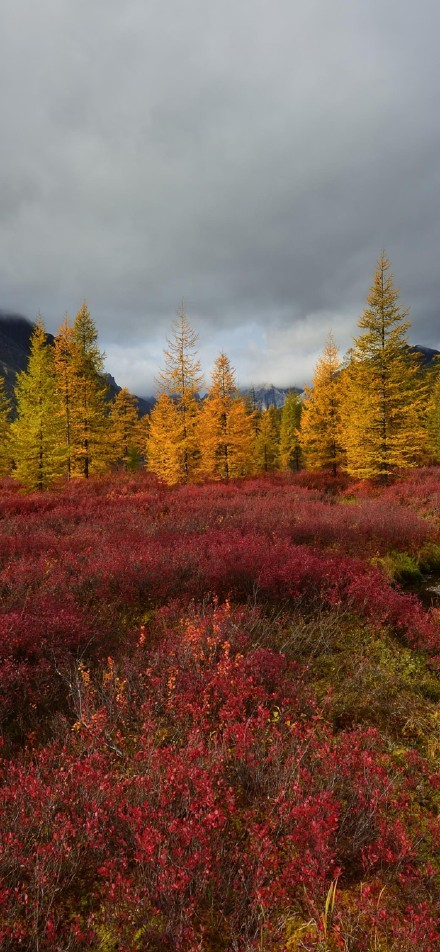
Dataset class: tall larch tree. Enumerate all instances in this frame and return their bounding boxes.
[11,318,64,490]
[279,391,302,470]
[253,406,280,473]
[138,412,150,468]
[427,359,440,461]
[69,304,109,478]
[108,388,144,470]
[147,393,185,484]
[340,254,427,480]
[244,388,262,442]
[151,305,203,483]
[300,333,344,475]
[54,318,76,480]
[198,352,254,479]
[0,376,13,476]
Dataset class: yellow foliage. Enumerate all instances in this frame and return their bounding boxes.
[108,387,144,469]
[340,254,428,480]
[11,318,66,490]
[147,393,188,484]
[279,391,302,471]
[151,306,203,482]
[254,405,280,473]
[199,352,254,479]
[54,306,109,480]
[300,333,344,474]
[0,375,12,476]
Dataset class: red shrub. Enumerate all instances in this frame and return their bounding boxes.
[0,603,437,950]
[0,474,438,948]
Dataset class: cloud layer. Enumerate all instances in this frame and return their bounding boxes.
[1,0,439,393]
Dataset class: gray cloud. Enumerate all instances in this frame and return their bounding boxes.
[1,0,439,393]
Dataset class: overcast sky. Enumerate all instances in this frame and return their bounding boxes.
[1,0,439,394]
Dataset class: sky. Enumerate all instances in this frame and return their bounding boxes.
[1,0,439,396]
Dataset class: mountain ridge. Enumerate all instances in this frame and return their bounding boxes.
[1,311,438,413]
[0,312,155,415]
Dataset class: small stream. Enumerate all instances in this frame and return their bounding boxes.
[404,571,440,609]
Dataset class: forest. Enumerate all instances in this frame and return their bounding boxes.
[0,255,439,950]
[0,254,439,490]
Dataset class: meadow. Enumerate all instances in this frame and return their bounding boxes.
[0,469,439,950]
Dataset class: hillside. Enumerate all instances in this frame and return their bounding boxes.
[0,311,50,392]
[0,311,153,415]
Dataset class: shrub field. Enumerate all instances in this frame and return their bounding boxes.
[0,469,439,950]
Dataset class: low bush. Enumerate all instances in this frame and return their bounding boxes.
[0,603,438,950]
[0,471,439,949]
[372,551,423,583]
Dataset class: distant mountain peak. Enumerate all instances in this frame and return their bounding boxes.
[410,344,440,365]
[1,308,438,413]
[239,384,302,410]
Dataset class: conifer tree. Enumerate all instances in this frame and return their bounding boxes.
[0,376,13,476]
[340,254,427,480]
[108,388,144,470]
[225,400,256,476]
[198,352,254,479]
[66,304,109,478]
[138,413,150,468]
[300,333,344,475]
[147,394,185,484]
[11,318,64,490]
[153,305,203,482]
[244,388,262,440]
[54,318,76,480]
[254,406,280,473]
[427,360,440,461]
[279,391,302,470]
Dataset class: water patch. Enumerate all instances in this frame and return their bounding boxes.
[405,572,440,609]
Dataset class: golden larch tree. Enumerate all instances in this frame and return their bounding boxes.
[253,405,280,473]
[300,333,344,475]
[108,387,144,470]
[147,393,185,484]
[279,391,302,470]
[0,376,13,476]
[198,352,254,480]
[340,254,428,480]
[11,318,64,491]
[427,359,440,461]
[67,304,109,478]
[151,305,203,483]
[54,318,77,480]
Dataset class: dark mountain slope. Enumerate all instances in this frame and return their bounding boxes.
[1,310,438,413]
[0,312,153,415]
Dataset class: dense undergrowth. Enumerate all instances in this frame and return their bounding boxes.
[0,469,439,950]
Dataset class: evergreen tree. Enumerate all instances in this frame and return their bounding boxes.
[300,334,344,475]
[279,391,302,471]
[0,376,13,476]
[153,305,203,482]
[11,318,64,491]
[198,352,254,479]
[341,254,427,480]
[108,388,144,470]
[254,406,280,473]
